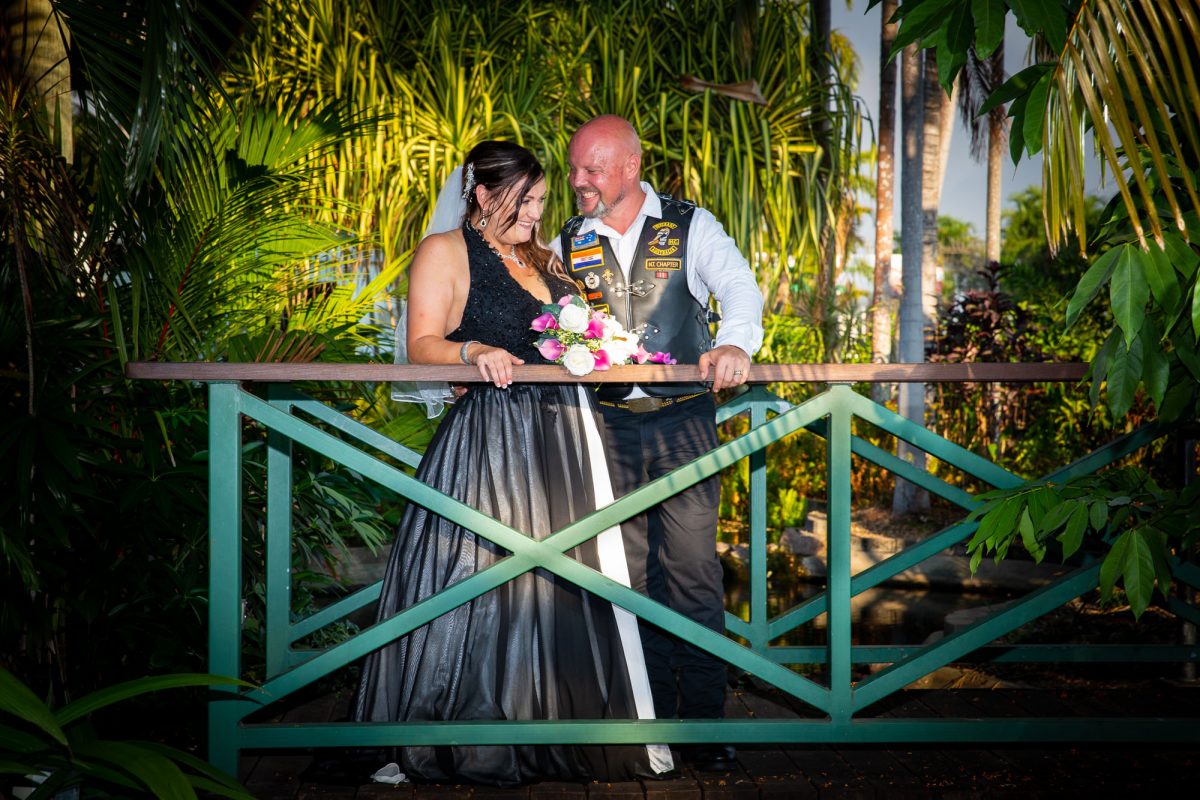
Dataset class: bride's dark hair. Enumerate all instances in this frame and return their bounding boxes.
[462,140,567,281]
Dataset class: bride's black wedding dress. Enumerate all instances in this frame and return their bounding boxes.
[354,224,672,786]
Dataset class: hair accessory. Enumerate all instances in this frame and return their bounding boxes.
[461,163,476,201]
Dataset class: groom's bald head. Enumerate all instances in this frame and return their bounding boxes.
[571,115,642,161]
[568,115,644,224]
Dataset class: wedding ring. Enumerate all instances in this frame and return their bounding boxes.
[733,369,743,376]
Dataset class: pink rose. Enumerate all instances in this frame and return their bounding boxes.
[558,295,574,307]
[584,318,605,339]
[538,338,566,361]
[531,312,558,332]
[592,349,612,370]
[632,345,650,364]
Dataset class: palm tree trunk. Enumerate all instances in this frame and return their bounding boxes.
[893,42,927,516]
[811,0,835,359]
[2,0,72,161]
[921,49,948,336]
[985,43,1005,265]
[871,0,898,404]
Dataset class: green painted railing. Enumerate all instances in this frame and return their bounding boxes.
[127,362,1200,772]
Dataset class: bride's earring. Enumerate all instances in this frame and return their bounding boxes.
[479,213,489,230]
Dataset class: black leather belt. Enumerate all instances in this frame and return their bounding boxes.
[596,391,708,413]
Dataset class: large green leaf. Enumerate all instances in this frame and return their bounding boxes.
[1163,233,1199,279]
[1007,92,1028,164]
[1140,316,1169,408]
[1008,0,1066,52]
[1059,503,1090,560]
[1122,529,1156,618]
[72,740,195,800]
[971,0,1005,58]
[1193,279,1200,339]
[55,674,248,727]
[944,4,974,55]
[889,0,958,58]
[1142,244,1182,315]
[979,63,1053,116]
[1018,506,1045,562]
[1067,245,1122,327]
[1021,70,1051,157]
[0,668,67,747]
[1038,499,1077,538]
[138,742,251,798]
[1158,372,1197,421]
[1105,333,1143,419]
[1099,529,1131,599]
[0,721,48,753]
[1146,528,1173,602]
[1110,245,1148,346]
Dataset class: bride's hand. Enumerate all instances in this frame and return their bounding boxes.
[467,344,524,388]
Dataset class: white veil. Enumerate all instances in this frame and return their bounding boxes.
[390,166,469,418]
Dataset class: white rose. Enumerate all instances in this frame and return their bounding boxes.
[605,333,639,364]
[561,344,596,376]
[558,303,590,333]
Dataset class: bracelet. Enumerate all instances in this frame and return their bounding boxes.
[459,340,478,365]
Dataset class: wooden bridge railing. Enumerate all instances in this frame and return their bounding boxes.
[125,362,1200,772]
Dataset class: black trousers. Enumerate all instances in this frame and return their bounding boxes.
[600,394,726,720]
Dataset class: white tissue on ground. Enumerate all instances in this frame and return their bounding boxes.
[371,762,409,784]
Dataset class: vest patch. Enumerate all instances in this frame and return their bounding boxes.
[570,246,603,271]
[646,258,681,271]
[648,221,681,256]
[572,231,598,248]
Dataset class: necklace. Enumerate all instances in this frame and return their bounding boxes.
[499,246,530,271]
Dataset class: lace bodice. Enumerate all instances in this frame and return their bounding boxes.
[448,224,577,363]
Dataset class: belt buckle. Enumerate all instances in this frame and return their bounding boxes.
[625,396,664,413]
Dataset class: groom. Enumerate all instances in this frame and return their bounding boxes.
[552,115,764,771]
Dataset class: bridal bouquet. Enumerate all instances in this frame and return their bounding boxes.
[532,295,676,377]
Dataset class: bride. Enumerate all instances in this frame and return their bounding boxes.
[353,141,673,786]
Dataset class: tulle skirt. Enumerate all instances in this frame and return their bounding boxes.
[354,384,672,786]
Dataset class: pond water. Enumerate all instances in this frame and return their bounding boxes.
[723,564,1009,647]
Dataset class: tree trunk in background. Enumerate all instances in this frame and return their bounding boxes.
[871,0,898,403]
[811,0,836,360]
[893,42,927,517]
[3,0,72,162]
[921,50,949,338]
[985,43,1005,265]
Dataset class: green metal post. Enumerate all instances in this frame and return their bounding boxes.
[207,382,243,774]
[748,393,770,653]
[826,386,854,722]
[265,384,294,679]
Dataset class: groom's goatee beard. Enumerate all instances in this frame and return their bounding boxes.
[577,188,625,219]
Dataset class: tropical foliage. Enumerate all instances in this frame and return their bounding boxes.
[0,668,250,798]
[879,0,1200,614]
[226,0,865,334]
[0,0,420,703]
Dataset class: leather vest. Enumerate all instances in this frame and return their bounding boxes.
[560,194,711,399]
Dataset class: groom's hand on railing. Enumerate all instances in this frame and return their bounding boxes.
[699,345,751,391]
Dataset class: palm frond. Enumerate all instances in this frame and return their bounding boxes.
[1044,0,1200,251]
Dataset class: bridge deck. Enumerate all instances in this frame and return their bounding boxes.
[239,678,1200,798]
